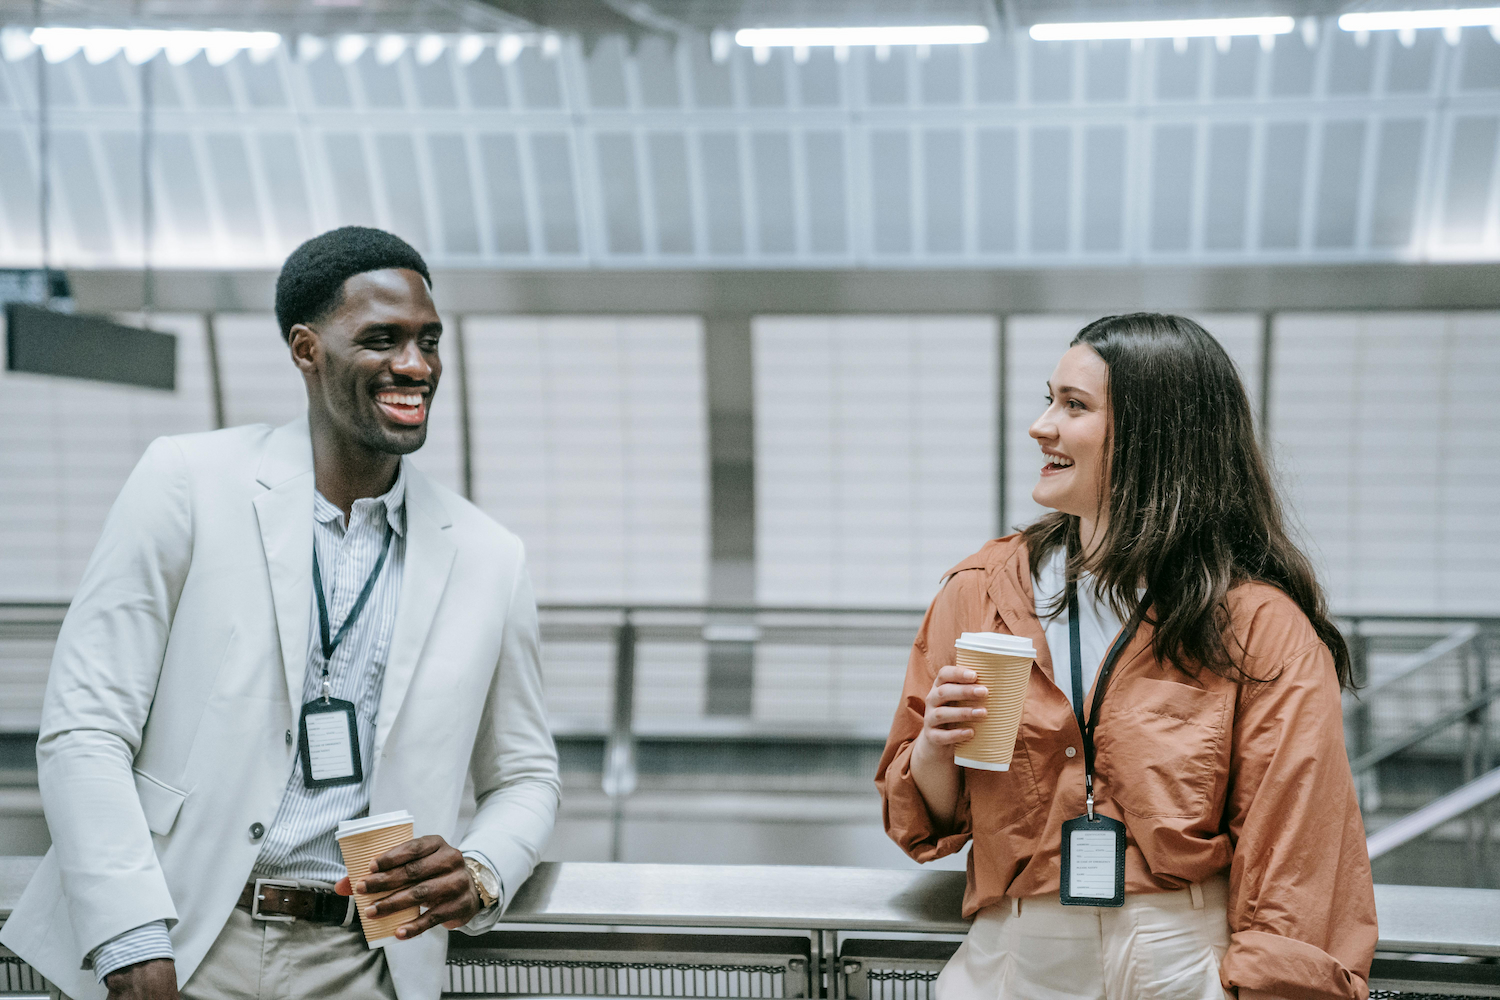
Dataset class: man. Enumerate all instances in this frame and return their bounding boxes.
[0,227,560,1000]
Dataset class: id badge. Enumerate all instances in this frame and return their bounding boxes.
[1059,813,1127,907]
[299,697,363,789]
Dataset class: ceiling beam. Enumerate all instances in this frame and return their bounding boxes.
[66,264,1500,316]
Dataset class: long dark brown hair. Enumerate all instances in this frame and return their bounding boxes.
[1020,313,1352,688]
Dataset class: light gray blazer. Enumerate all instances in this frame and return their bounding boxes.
[0,418,560,1000]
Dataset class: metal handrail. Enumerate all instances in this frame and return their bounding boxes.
[1367,766,1500,859]
[4,600,1500,623]
[1360,624,1483,698]
[2,858,1499,958]
[1349,685,1500,774]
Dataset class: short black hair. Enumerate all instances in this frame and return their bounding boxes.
[274,226,431,341]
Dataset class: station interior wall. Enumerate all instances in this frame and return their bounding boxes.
[3,309,1496,618]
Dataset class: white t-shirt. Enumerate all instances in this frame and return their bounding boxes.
[1033,546,1128,712]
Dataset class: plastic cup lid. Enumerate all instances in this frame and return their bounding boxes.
[336,810,414,839]
[955,632,1036,657]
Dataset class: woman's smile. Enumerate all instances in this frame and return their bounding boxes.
[1039,448,1075,476]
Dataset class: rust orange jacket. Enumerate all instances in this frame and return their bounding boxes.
[876,535,1378,1000]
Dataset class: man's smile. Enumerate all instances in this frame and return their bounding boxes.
[373,386,428,426]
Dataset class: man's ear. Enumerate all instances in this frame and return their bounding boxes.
[288,324,319,375]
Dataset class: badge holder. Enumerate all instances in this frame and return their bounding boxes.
[299,680,363,789]
[1059,792,1127,907]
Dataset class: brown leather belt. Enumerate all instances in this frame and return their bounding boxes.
[237,879,356,927]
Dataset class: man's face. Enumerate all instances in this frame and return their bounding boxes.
[290,268,442,455]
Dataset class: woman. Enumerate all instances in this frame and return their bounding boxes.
[877,315,1376,1000]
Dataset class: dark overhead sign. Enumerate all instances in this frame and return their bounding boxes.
[5,303,176,391]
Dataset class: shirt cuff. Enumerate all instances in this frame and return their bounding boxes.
[87,919,174,982]
[458,850,505,935]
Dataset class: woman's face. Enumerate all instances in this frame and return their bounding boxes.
[1029,344,1111,521]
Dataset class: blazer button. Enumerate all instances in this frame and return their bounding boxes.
[285,729,293,745]
[1064,746,1077,758]
[250,822,266,841]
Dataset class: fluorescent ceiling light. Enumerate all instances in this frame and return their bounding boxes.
[28,27,279,64]
[375,33,406,64]
[497,33,524,64]
[455,34,486,65]
[334,34,368,64]
[297,34,327,62]
[1029,16,1295,41]
[415,34,446,64]
[734,25,989,48]
[1,26,36,61]
[1338,8,1500,31]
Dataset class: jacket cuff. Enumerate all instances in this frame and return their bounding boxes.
[65,867,178,973]
[87,919,173,981]
[882,745,971,863]
[1222,930,1370,1000]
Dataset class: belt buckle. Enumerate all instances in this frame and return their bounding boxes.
[250,878,300,922]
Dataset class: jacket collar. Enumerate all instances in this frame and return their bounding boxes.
[943,534,1055,683]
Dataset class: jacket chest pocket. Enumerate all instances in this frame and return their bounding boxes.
[1095,678,1230,821]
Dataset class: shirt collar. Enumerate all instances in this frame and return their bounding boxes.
[313,459,408,537]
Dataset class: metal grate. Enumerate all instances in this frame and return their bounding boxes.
[0,953,49,993]
[443,931,810,998]
[859,966,940,1000]
[445,958,790,997]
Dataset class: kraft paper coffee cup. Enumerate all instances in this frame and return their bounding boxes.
[951,632,1036,772]
[337,810,416,947]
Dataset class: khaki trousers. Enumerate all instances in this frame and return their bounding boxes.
[178,906,397,1000]
[936,875,1233,1000]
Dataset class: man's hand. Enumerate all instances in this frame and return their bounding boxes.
[334,834,481,939]
[104,958,178,1000]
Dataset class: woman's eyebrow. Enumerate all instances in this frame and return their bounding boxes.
[1053,383,1096,399]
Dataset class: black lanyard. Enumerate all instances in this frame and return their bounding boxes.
[311,528,392,702]
[1067,579,1152,820]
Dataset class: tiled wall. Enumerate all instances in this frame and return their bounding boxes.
[1273,312,1500,613]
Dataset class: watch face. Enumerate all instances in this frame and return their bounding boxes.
[468,859,498,903]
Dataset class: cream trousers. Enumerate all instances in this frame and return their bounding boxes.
[936,876,1233,1000]
[178,906,397,1000]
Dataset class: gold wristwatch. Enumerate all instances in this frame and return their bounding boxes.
[464,856,500,909]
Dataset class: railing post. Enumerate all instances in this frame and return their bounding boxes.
[1480,631,1494,884]
[1467,630,1494,883]
[1348,623,1376,812]
[603,610,638,863]
[814,928,838,999]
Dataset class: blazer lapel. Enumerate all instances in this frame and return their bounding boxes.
[374,467,456,756]
[252,418,315,715]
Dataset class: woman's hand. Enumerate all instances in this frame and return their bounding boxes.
[916,665,988,755]
[908,666,988,826]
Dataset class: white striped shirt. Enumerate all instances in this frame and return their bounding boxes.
[253,466,406,880]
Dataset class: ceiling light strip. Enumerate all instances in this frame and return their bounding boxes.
[1338,8,1500,31]
[28,27,281,65]
[1028,17,1295,41]
[734,26,989,48]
